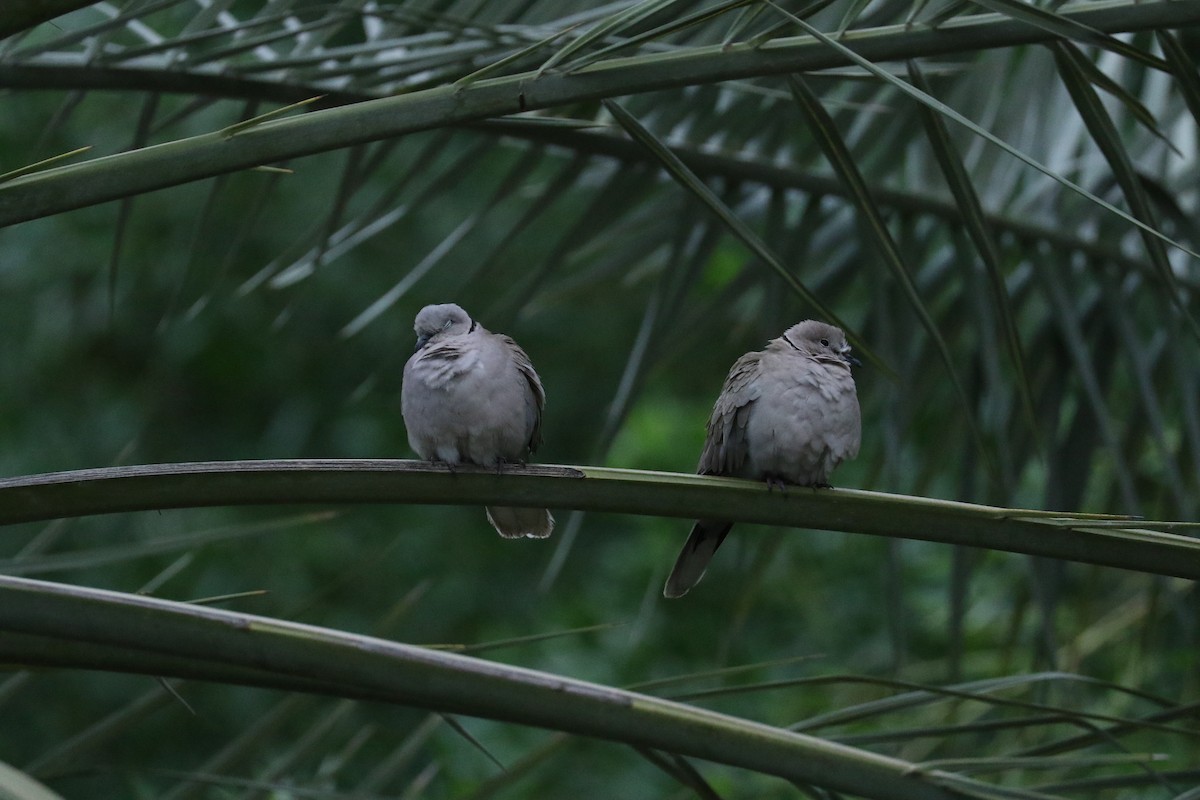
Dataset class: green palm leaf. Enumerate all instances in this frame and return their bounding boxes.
[3,0,1200,795]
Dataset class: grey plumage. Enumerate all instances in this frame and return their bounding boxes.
[401,303,553,539]
[664,320,861,597]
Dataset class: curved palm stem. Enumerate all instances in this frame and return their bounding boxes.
[0,460,1196,578]
[0,573,1071,800]
[3,0,1199,225]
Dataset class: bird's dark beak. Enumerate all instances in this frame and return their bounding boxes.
[414,333,430,351]
[847,353,862,367]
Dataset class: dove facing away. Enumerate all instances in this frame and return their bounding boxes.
[401,303,554,539]
[664,320,860,597]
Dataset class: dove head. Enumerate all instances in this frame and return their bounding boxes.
[779,320,860,366]
[412,303,475,350]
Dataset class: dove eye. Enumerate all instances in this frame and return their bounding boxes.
[819,338,830,347]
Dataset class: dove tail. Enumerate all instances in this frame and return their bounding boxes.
[485,506,555,539]
[663,520,733,598]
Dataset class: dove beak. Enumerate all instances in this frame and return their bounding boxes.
[846,353,862,367]
[414,333,431,351]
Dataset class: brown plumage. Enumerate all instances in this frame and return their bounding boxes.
[664,320,861,597]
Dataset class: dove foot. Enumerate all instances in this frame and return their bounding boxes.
[492,456,528,475]
[424,458,457,475]
[763,474,793,492]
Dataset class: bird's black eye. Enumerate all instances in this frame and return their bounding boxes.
[819,338,830,347]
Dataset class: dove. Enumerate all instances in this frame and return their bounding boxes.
[401,303,554,539]
[664,320,861,597]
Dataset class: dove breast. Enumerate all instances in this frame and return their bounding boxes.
[741,348,861,486]
[402,330,539,466]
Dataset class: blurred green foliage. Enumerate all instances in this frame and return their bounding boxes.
[1,0,1199,797]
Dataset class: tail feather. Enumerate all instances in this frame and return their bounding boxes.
[663,520,733,598]
[485,506,554,539]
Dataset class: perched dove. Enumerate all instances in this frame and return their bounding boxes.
[401,303,554,539]
[664,320,861,597]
